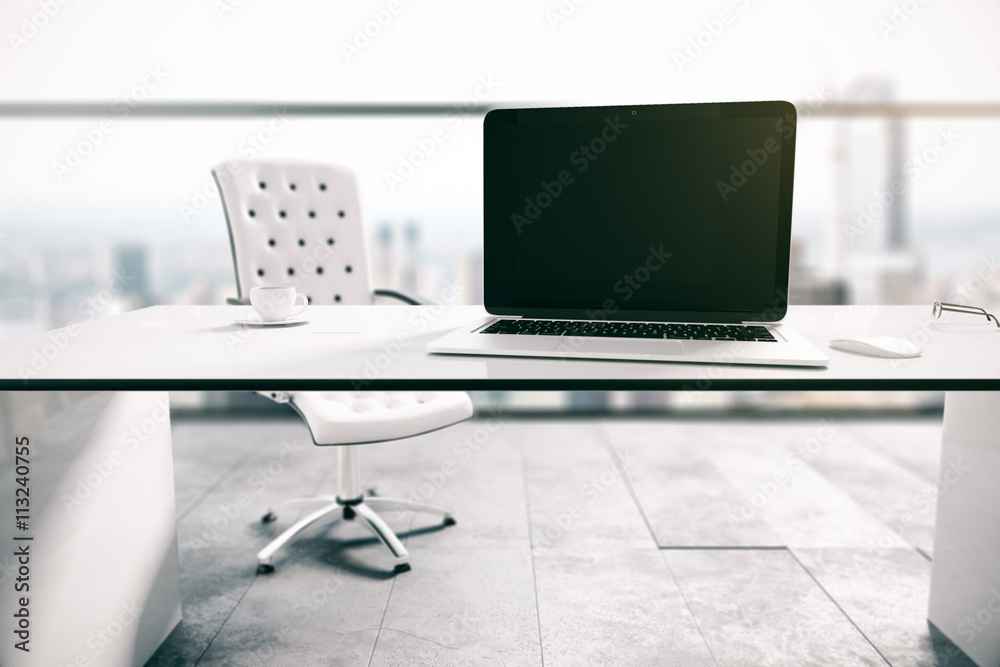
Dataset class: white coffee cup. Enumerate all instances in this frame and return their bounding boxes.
[249,286,308,322]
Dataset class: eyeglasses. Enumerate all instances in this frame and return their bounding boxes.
[932,301,1000,327]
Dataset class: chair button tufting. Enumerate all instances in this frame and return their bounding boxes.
[353,398,380,413]
[384,395,413,409]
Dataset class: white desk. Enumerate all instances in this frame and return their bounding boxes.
[1,304,999,666]
[2,304,998,390]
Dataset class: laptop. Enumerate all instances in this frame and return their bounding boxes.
[427,101,829,367]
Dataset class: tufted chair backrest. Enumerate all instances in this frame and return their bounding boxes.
[213,160,374,305]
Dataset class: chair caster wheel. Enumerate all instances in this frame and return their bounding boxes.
[261,512,276,524]
[443,516,457,526]
[393,563,411,574]
[257,563,275,575]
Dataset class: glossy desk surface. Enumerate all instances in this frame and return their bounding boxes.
[1,305,998,391]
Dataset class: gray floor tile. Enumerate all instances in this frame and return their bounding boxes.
[521,421,652,551]
[664,549,886,666]
[199,629,378,667]
[801,431,938,556]
[146,546,258,667]
[364,418,531,550]
[152,422,337,665]
[196,541,394,666]
[371,548,541,667]
[152,414,971,667]
[177,433,335,552]
[358,431,439,492]
[169,420,272,518]
[370,629,525,667]
[793,548,976,667]
[696,421,909,549]
[845,419,944,482]
[602,420,784,547]
[533,547,714,666]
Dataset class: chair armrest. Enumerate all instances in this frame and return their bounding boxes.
[373,288,433,306]
[227,297,250,306]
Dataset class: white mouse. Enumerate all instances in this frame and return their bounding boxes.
[829,336,922,359]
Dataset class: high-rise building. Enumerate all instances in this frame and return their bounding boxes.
[114,244,153,308]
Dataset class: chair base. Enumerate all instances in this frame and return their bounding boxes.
[255,493,455,573]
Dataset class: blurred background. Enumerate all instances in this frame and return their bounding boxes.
[0,0,997,412]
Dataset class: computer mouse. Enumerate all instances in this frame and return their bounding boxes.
[828,336,922,359]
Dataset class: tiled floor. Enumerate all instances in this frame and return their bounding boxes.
[147,412,974,666]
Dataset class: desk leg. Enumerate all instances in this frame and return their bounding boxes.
[929,391,1000,667]
[0,391,181,667]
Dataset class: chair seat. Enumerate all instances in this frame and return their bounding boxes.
[291,391,474,445]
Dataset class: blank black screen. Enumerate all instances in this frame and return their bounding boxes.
[484,102,796,323]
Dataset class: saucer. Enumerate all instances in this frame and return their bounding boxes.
[234,315,308,327]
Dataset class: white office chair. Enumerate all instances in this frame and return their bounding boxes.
[212,160,473,574]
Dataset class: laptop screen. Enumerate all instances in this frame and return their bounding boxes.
[483,101,796,323]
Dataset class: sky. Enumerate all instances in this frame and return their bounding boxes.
[2,1,999,102]
[0,0,998,265]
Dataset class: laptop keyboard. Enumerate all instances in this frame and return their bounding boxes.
[479,319,778,342]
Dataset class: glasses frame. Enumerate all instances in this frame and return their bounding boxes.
[932,301,1000,327]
